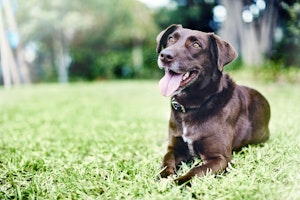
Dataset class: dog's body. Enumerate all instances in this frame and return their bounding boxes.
[156,25,270,185]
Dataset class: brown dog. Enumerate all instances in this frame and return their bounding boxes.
[157,25,270,185]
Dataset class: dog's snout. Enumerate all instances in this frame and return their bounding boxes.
[160,50,175,64]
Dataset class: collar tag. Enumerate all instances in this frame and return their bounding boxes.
[171,98,186,113]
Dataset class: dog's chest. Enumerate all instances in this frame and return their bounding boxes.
[182,121,197,156]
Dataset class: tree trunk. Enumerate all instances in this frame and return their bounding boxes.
[132,44,143,76]
[53,32,69,83]
[0,6,19,87]
[218,0,278,66]
[3,0,31,84]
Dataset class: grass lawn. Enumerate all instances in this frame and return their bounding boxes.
[1,74,300,199]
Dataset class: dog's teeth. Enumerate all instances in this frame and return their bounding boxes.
[182,72,190,81]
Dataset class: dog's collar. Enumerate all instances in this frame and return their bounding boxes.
[171,97,186,113]
[171,95,213,113]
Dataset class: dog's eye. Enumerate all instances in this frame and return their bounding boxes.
[192,42,201,49]
[168,36,175,43]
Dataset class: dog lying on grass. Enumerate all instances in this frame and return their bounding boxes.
[156,24,271,185]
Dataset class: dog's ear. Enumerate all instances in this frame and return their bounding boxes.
[156,24,182,53]
[210,34,238,71]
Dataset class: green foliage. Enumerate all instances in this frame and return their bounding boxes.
[14,0,300,82]
[225,59,300,84]
[155,2,214,32]
[70,47,160,80]
[16,0,159,81]
[254,62,300,83]
[68,0,159,80]
[272,2,300,67]
[224,57,244,71]
[1,78,300,199]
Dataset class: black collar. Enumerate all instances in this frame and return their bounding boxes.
[171,97,187,113]
[171,97,205,113]
[171,94,215,113]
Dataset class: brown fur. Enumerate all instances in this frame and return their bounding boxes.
[157,25,270,185]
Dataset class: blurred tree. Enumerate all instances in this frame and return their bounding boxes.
[155,0,299,68]
[155,0,214,32]
[273,1,300,67]
[17,0,94,82]
[17,0,158,82]
[218,0,296,67]
[0,0,30,87]
[219,0,273,66]
[70,0,158,80]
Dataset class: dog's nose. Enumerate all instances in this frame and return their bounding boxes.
[160,49,175,64]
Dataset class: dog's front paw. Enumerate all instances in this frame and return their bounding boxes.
[159,167,176,178]
[174,175,192,186]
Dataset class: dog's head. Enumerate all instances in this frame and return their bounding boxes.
[156,24,237,97]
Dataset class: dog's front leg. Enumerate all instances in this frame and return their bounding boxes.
[160,136,191,178]
[175,155,229,185]
[160,150,176,178]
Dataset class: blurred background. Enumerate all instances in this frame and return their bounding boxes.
[0,0,299,86]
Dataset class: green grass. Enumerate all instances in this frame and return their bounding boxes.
[1,76,300,199]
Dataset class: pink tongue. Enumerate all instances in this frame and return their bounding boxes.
[159,71,183,97]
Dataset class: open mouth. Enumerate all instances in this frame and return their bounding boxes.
[180,70,198,87]
[159,69,199,97]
